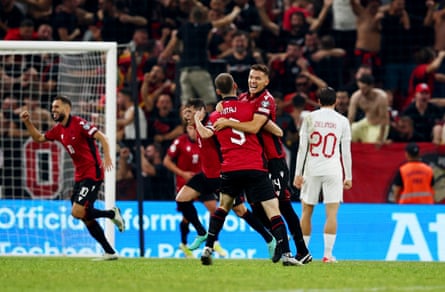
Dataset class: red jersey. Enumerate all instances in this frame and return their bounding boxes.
[405,64,435,109]
[208,97,267,172]
[238,89,286,160]
[45,115,104,182]
[4,28,38,40]
[166,133,201,192]
[195,115,221,179]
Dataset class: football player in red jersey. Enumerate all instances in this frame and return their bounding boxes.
[196,73,300,266]
[20,96,125,260]
[177,99,276,258]
[163,124,221,258]
[213,64,312,264]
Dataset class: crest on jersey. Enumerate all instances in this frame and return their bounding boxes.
[261,100,270,108]
[83,123,91,130]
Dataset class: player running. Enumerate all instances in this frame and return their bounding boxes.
[20,95,125,260]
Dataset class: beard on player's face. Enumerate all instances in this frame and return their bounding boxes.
[52,111,66,122]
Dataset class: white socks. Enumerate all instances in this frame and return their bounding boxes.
[303,235,311,247]
[323,233,336,258]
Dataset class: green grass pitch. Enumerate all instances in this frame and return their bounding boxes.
[1,257,444,291]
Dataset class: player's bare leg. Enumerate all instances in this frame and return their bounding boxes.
[323,202,339,263]
[300,202,314,247]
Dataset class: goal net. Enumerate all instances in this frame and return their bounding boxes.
[0,41,117,256]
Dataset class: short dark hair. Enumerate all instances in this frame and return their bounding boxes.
[215,73,234,95]
[318,87,337,106]
[20,19,34,28]
[405,142,420,157]
[250,64,269,77]
[119,87,132,97]
[191,6,206,23]
[287,39,303,47]
[358,74,375,85]
[292,94,306,108]
[184,98,205,110]
[54,95,72,107]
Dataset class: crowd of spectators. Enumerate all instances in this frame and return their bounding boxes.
[2,0,445,201]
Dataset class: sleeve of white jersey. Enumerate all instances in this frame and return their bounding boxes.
[341,118,352,181]
[295,115,309,177]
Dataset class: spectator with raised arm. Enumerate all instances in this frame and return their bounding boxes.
[52,0,84,41]
[401,83,443,142]
[379,0,413,102]
[283,70,328,112]
[269,40,312,96]
[92,0,147,44]
[404,47,445,110]
[159,4,241,109]
[140,64,175,115]
[255,0,332,54]
[310,34,346,90]
[147,93,183,155]
[350,0,382,80]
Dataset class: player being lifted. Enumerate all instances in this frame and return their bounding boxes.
[20,95,125,260]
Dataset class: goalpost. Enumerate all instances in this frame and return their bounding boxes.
[0,41,117,256]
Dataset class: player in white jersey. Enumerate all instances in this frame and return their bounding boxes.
[293,87,352,263]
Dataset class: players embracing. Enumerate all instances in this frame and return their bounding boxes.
[196,72,301,266]
[213,65,311,263]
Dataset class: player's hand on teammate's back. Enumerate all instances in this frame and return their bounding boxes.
[213,118,229,131]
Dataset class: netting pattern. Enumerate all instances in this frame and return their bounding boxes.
[0,51,106,200]
[0,48,109,255]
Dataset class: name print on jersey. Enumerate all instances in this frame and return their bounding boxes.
[314,121,337,129]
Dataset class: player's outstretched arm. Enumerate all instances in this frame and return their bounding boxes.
[94,130,113,172]
[20,111,47,142]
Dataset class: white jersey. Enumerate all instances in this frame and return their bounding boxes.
[295,107,352,179]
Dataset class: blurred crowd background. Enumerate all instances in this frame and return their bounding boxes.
[1,0,445,201]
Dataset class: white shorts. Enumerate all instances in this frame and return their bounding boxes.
[300,174,343,205]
